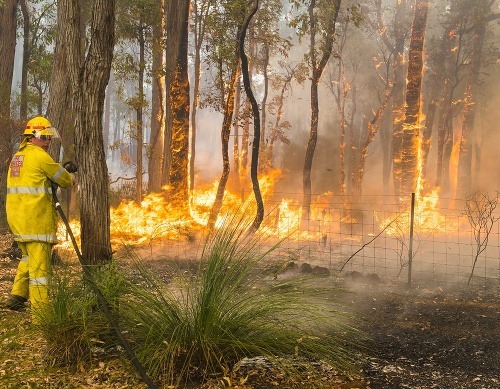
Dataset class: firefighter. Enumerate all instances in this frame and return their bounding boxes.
[4,116,77,324]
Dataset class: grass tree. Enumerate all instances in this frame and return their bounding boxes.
[118,212,365,386]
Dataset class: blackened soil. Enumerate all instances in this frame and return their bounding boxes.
[347,281,500,389]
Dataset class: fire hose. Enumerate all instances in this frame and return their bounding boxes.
[51,183,157,389]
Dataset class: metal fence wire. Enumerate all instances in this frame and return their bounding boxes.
[266,192,500,287]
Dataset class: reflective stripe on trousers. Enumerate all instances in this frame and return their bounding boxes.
[10,241,52,324]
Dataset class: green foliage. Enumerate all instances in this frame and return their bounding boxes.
[35,263,125,367]
[118,213,364,386]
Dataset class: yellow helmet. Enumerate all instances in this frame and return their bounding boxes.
[23,116,60,139]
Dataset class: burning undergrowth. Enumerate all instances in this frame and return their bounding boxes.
[46,209,367,388]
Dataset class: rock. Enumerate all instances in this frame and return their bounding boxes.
[312,265,331,277]
[300,263,313,273]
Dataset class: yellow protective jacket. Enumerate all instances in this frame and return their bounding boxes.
[6,142,73,243]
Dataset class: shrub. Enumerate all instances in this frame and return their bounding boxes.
[119,213,365,387]
[36,262,125,367]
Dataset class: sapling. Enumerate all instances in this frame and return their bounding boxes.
[463,191,499,285]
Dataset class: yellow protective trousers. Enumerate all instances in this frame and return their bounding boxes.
[10,241,52,324]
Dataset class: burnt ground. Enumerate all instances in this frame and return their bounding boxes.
[343,279,500,389]
[1,234,499,388]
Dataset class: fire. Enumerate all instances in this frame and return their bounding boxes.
[57,169,299,249]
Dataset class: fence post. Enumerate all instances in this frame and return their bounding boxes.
[408,192,415,287]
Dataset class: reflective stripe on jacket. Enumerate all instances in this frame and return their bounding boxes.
[6,143,73,243]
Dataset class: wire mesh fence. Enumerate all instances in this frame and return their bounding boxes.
[264,192,500,288]
[107,178,499,287]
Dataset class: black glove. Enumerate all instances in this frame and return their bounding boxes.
[63,161,78,173]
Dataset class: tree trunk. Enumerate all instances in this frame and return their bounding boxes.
[64,0,115,265]
[260,43,270,172]
[165,0,190,206]
[20,0,29,121]
[391,0,407,197]
[352,91,391,201]
[190,0,213,192]
[239,97,251,190]
[47,0,77,165]
[400,0,429,196]
[420,98,436,181]
[302,0,341,221]
[240,0,263,231]
[231,73,242,192]
[148,0,165,193]
[456,19,486,198]
[0,0,19,230]
[434,23,457,193]
[135,24,145,203]
[208,56,240,229]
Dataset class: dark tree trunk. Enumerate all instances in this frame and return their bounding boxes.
[421,98,436,180]
[208,55,240,229]
[231,73,242,192]
[260,43,270,172]
[239,0,263,231]
[165,0,190,206]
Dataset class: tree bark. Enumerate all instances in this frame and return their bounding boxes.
[148,0,165,193]
[135,23,145,203]
[207,59,240,229]
[239,0,263,231]
[19,0,29,121]
[400,0,429,196]
[64,0,115,265]
[190,0,213,192]
[456,18,486,198]
[391,0,407,197]
[0,0,19,230]
[165,0,190,206]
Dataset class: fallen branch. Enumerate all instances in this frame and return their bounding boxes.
[338,211,405,274]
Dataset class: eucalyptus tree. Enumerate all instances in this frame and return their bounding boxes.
[365,0,411,196]
[114,0,158,203]
[190,0,216,192]
[266,61,307,171]
[61,0,116,264]
[18,0,57,120]
[399,0,429,196]
[323,5,363,200]
[240,0,263,231]
[205,0,249,228]
[289,0,342,222]
[250,0,289,171]
[325,6,392,207]
[456,0,500,198]
[147,0,165,193]
[0,0,19,229]
[164,0,190,207]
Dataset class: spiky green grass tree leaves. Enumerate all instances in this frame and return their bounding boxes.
[35,263,126,367]
[120,212,366,387]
